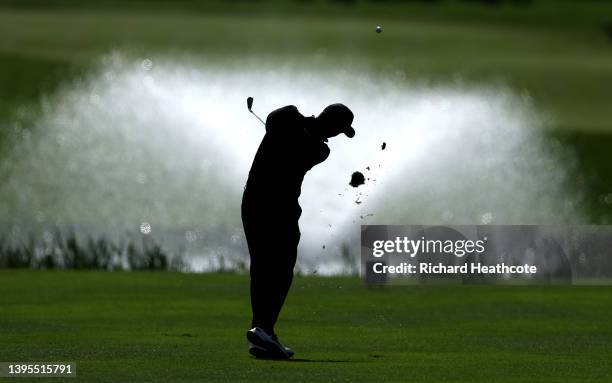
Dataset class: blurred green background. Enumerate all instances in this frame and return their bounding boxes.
[1,0,611,221]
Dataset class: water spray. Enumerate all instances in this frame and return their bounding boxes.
[0,61,583,273]
[246,97,265,126]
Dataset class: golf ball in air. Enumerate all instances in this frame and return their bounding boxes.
[376,25,382,33]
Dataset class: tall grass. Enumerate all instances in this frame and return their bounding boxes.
[0,230,186,271]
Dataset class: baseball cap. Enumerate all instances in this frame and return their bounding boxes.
[317,103,355,138]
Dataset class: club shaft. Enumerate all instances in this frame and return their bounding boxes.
[250,111,265,126]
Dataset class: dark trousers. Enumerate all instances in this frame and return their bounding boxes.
[242,198,300,335]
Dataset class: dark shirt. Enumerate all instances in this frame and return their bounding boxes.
[244,105,330,217]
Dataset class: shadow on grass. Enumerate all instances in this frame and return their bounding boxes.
[288,358,354,363]
[252,357,359,363]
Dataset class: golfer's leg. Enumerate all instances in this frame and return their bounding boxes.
[268,227,300,332]
[249,256,277,334]
[268,262,294,330]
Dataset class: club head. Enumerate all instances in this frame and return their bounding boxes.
[247,97,253,111]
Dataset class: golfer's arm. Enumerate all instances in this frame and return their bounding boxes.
[300,135,330,167]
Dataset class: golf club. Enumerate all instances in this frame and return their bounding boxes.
[247,97,265,126]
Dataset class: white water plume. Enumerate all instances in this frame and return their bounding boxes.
[0,54,583,273]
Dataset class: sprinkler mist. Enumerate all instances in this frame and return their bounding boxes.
[0,55,584,273]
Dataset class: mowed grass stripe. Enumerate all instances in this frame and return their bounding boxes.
[0,271,611,382]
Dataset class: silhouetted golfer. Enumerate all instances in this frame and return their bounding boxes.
[242,103,355,359]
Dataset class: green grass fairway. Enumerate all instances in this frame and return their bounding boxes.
[1,271,611,382]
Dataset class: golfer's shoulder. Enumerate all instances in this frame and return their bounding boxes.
[269,105,301,118]
[265,105,303,133]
